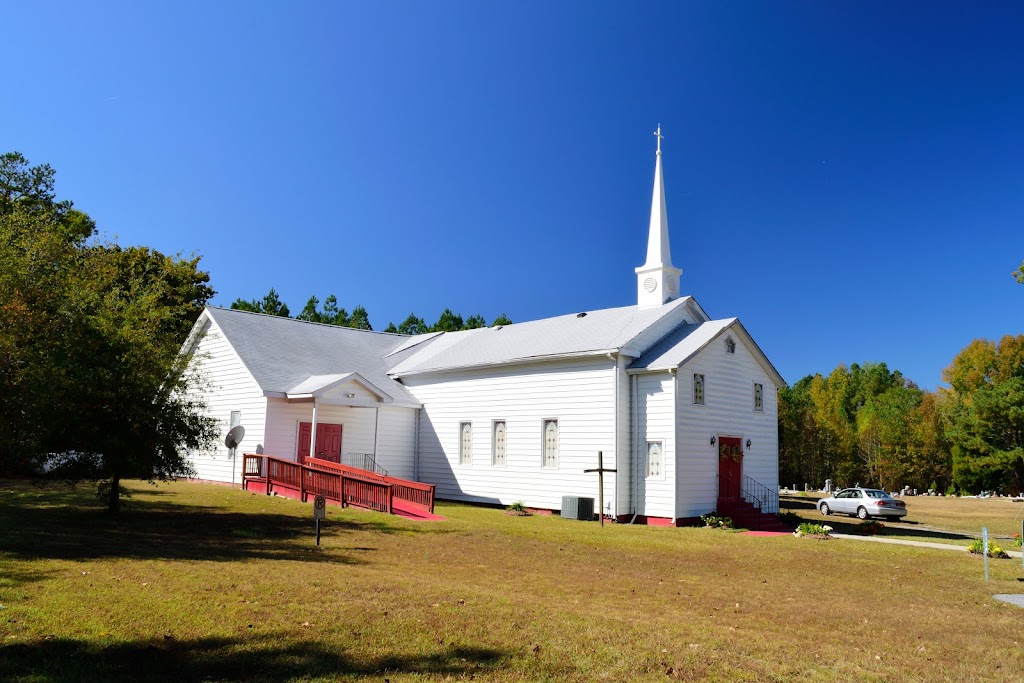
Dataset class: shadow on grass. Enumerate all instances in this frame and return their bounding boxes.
[779,495,821,511]
[0,634,509,682]
[0,480,421,569]
[805,515,974,542]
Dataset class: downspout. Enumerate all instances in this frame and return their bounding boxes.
[373,405,380,465]
[608,352,617,521]
[414,407,421,482]
[309,398,319,462]
[629,372,639,524]
[670,367,677,524]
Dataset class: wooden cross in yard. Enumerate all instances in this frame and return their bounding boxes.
[584,451,616,527]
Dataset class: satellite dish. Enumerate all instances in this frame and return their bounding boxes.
[224,425,246,449]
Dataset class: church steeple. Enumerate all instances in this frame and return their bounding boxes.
[635,125,682,308]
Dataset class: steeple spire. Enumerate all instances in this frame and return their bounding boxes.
[635,125,682,307]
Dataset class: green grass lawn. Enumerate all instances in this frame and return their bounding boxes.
[2,480,1023,682]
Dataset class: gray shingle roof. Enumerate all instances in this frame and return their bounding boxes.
[627,318,735,371]
[205,307,420,404]
[628,317,786,387]
[387,298,694,376]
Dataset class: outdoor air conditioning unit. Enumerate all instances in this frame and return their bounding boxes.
[561,496,595,521]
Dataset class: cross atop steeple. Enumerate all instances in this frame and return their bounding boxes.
[654,124,663,154]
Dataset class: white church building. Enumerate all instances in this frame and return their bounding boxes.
[182,132,785,525]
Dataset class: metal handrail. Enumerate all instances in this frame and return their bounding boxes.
[740,475,779,514]
[343,452,388,477]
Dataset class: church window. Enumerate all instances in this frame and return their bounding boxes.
[725,338,736,354]
[646,441,664,478]
[693,374,705,405]
[492,421,507,466]
[754,383,764,412]
[459,422,473,465]
[542,419,558,468]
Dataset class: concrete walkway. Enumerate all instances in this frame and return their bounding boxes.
[830,532,1023,559]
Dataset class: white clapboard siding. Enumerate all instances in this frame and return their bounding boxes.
[403,357,617,511]
[374,407,417,479]
[262,399,416,477]
[635,372,676,518]
[185,319,267,484]
[675,332,779,519]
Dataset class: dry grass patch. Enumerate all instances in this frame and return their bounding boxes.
[1,480,1023,682]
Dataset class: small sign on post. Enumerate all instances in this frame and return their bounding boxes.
[313,495,326,546]
[982,526,989,581]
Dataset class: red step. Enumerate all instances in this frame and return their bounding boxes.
[717,498,791,532]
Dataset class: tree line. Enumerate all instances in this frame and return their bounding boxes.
[230,288,513,333]
[780,335,1024,495]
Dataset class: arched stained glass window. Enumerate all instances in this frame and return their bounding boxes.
[493,421,507,466]
[543,419,558,468]
[646,441,663,478]
[459,422,472,465]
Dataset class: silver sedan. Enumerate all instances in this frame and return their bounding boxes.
[818,488,907,521]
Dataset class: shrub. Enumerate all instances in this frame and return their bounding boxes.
[1013,533,1022,548]
[700,513,733,529]
[777,511,800,526]
[968,539,1009,558]
[505,501,531,516]
[794,522,833,538]
[859,520,885,535]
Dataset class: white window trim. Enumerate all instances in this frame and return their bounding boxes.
[459,421,473,466]
[692,371,706,406]
[645,439,665,480]
[542,418,559,469]
[753,382,764,413]
[491,419,507,467]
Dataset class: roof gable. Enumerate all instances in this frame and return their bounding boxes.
[204,307,420,405]
[628,318,786,387]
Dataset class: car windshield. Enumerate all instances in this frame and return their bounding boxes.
[865,490,890,499]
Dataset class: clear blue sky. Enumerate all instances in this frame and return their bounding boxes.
[4,1,1022,390]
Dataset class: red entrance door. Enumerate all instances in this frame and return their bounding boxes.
[297,422,342,464]
[718,436,743,499]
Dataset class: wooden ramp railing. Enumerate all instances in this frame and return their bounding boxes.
[241,454,435,515]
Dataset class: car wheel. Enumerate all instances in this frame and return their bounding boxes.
[819,503,831,516]
[857,506,868,520]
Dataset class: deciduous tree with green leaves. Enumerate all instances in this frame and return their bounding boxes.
[0,152,219,512]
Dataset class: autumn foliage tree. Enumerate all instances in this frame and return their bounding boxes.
[942,335,1024,493]
[779,362,951,492]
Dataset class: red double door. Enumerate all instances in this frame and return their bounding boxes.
[718,436,744,499]
[297,422,342,464]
